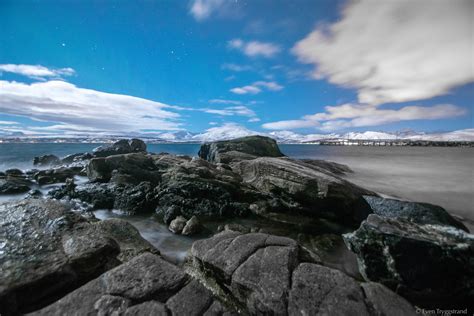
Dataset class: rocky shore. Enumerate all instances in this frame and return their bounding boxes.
[0,136,472,315]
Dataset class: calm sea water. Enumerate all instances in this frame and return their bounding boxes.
[1,143,473,244]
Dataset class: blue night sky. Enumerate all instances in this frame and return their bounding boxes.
[0,0,472,137]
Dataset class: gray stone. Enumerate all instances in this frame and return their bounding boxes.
[169,216,188,234]
[182,216,202,236]
[33,154,60,166]
[124,301,167,316]
[361,282,416,316]
[344,214,474,307]
[166,280,214,316]
[92,139,147,158]
[364,195,468,232]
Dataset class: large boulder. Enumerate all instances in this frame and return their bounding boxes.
[233,157,375,227]
[189,231,415,315]
[0,199,159,315]
[364,195,468,232]
[198,135,284,164]
[0,177,32,194]
[92,139,146,158]
[33,154,60,167]
[34,167,77,185]
[87,153,161,184]
[344,214,474,308]
[31,253,231,316]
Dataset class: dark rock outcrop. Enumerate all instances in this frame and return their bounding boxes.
[364,195,469,232]
[33,154,60,166]
[233,157,375,227]
[0,199,158,315]
[188,231,415,315]
[198,135,284,164]
[0,177,32,194]
[92,139,146,158]
[34,167,77,185]
[87,153,161,184]
[344,214,474,308]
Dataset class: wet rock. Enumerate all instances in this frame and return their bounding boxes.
[31,253,189,315]
[87,153,161,184]
[92,139,147,158]
[33,154,60,166]
[361,282,416,316]
[344,214,474,308]
[0,199,118,315]
[0,177,32,194]
[198,135,284,164]
[217,223,250,234]
[233,157,375,227]
[26,189,43,198]
[34,167,76,185]
[0,171,5,178]
[364,195,469,232]
[189,231,415,315]
[169,216,188,234]
[301,159,353,175]
[113,181,158,214]
[182,216,202,236]
[50,182,115,209]
[61,152,93,164]
[5,168,24,176]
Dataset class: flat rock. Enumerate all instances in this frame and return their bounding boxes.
[344,214,474,308]
[92,139,147,158]
[364,195,468,232]
[189,231,415,315]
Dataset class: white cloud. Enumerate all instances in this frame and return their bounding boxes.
[192,123,262,141]
[208,99,242,105]
[189,0,224,21]
[0,80,182,132]
[292,0,474,105]
[228,38,280,58]
[262,103,467,131]
[230,81,283,95]
[200,105,258,120]
[0,64,75,80]
[221,63,252,72]
[0,120,19,125]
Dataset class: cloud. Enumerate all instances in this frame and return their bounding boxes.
[228,38,280,58]
[0,80,182,132]
[0,64,75,80]
[230,81,283,95]
[292,0,474,105]
[200,105,258,120]
[262,103,467,131]
[189,0,224,21]
[0,120,19,125]
[208,99,242,105]
[221,63,253,72]
[192,123,262,141]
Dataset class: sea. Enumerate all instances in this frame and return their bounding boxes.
[1,143,473,262]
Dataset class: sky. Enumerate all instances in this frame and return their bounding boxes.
[0,0,473,137]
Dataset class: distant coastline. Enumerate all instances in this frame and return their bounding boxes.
[1,137,473,147]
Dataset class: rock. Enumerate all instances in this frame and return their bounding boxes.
[343,214,474,308]
[5,168,24,176]
[169,216,188,234]
[155,156,255,219]
[361,282,416,316]
[26,189,43,198]
[31,253,189,316]
[33,154,60,166]
[0,199,117,314]
[49,182,115,209]
[166,280,214,316]
[0,171,5,178]
[364,195,469,232]
[87,153,160,184]
[0,199,160,315]
[0,176,32,194]
[233,157,375,227]
[189,231,415,315]
[182,216,202,235]
[34,167,76,185]
[301,159,353,175]
[112,181,158,214]
[198,135,284,164]
[61,153,92,164]
[92,139,147,158]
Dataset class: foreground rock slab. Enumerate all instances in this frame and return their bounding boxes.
[188,231,415,315]
[30,253,231,316]
[0,199,158,315]
[344,214,474,308]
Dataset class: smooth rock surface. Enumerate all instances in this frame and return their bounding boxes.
[92,139,147,158]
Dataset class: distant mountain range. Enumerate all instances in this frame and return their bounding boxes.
[1,125,473,143]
